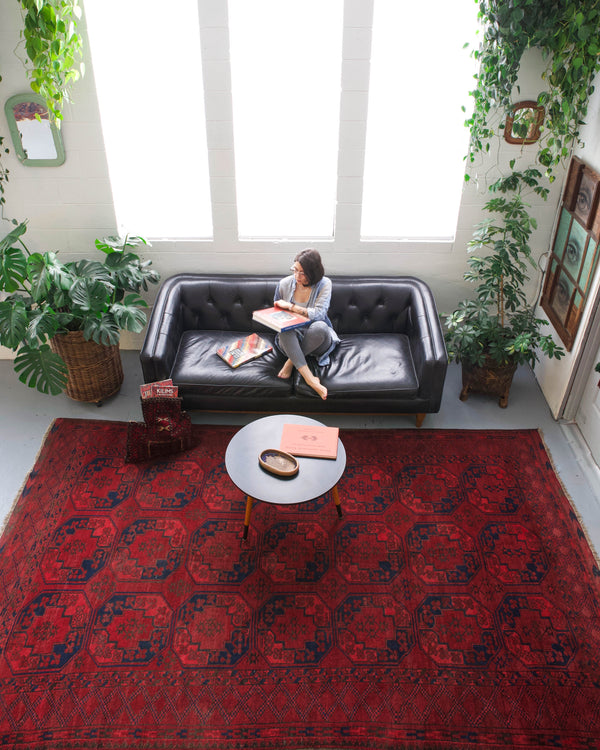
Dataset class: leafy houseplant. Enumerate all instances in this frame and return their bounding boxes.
[0,223,160,397]
[19,0,84,122]
[447,0,600,405]
[445,170,565,406]
[466,0,600,177]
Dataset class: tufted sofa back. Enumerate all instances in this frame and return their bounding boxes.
[159,274,426,336]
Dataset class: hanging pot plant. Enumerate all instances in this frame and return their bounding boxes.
[465,0,600,178]
[0,223,160,401]
[18,0,84,122]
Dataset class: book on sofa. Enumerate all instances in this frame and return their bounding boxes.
[252,306,310,332]
[216,333,273,368]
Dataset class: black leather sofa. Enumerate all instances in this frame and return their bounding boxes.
[140,274,447,426]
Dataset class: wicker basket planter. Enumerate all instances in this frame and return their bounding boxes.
[50,331,124,403]
[459,358,518,408]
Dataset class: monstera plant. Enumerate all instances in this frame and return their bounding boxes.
[0,222,159,397]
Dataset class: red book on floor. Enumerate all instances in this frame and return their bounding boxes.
[279,423,339,459]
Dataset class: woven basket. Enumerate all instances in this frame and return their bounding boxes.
[50,331,124,403]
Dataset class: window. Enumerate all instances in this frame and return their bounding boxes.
[229,0,343,238]
[85,0,212,239]
[85,0,477,243]
[361,0,480,240]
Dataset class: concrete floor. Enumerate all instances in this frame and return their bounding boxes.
[1,352,599,557]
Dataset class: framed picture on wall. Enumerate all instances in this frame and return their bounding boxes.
[541,195,600,350]
[573,166,600,229]
[563,156,585,212]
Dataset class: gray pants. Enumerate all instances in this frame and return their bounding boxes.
[277,321,334,369]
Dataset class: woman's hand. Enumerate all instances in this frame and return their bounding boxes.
[275,299,292,310]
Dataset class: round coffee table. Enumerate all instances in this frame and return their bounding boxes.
[225,414,346,539]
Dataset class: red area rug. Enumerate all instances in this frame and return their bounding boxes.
[1,419,600,749]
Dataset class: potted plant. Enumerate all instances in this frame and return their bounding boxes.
[447,0,600,406]
[0,222,160,401]
[19,0,84,122]
[445,169,565,407]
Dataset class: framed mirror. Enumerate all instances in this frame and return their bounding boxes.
[504,100,545,145]
[4,93,65,166]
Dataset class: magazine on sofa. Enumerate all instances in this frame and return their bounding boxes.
[216,333,273,368]
[252,306,310,332]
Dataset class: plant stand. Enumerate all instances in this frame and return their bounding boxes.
[459,360,518,408]
[50,331,124,404]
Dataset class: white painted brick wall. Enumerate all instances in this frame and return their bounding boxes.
[0,0,594,376]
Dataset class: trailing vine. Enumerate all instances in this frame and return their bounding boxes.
[19,0,84,122]
[466,0,600,177]
[0,75,8,212]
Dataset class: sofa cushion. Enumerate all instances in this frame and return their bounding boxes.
[295,334,419,399]
[171,330,292,397]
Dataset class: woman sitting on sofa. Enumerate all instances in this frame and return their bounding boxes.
[274,248,339,400]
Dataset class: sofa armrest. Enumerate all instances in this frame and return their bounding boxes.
[140,277,185,383]
[406,280,448,410]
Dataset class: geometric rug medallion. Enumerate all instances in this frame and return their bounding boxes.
[0,418,599,749]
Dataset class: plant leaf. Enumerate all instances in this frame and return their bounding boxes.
[83,314,120,346]
[0,246,28,292]
[69,277,111,312]
[14,343,68,395]
[110,294,148,332]
[0,298,29,349]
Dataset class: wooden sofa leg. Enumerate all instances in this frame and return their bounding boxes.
[415,413,425,428]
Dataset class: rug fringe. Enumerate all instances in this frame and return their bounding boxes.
[0,417,58,538]
[538,427,600,569]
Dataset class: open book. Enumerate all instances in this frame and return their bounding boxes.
[216,333,273,368]
[252,306,310,333]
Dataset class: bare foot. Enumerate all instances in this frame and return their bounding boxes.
[278,358,294,379]
[297,364,327,400]
[306,374,327,400]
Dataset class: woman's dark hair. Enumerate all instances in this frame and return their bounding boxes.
[295,248,324,286]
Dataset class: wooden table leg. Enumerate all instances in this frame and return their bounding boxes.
[243,495,253,540]
[332,484,342,518]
